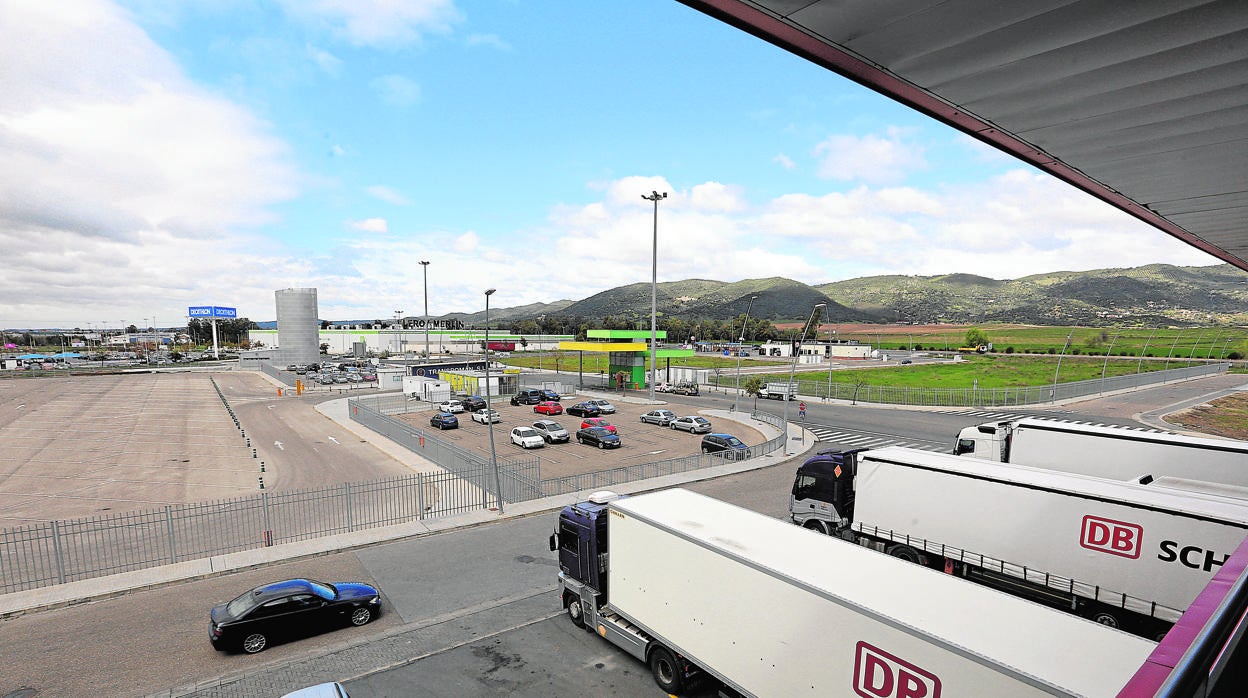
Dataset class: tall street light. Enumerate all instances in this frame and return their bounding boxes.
[394,310,404,357]
[483,288,503,514]
[1052,331,1073,402]
[420,260,431,360]
[733,295,758,410]
[642,190,667,401]
[784,303,825,455]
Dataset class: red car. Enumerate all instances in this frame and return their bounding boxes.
[580,417,617,434]
[534,401,563,416]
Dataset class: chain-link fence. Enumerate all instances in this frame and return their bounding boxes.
[710,362,1229,407]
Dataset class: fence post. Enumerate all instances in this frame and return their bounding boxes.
[165,505,177,563]
[261,491,272,546]
[50,520,66,585]
[344,482,354,532]
[417,473,425,521]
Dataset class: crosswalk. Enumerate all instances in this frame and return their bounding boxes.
[801,424,950,453]
[941,410,1169,433]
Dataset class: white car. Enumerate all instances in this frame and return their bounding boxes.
[587,399,617,414]
[438,399,464,413]
[655,382,673,393]
[510,426,545,449]
[471,409,501,424]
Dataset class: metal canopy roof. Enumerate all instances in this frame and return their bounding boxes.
[678,0,1248,271]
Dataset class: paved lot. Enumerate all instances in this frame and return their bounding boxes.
[392,394,764,479]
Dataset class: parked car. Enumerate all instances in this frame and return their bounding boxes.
[655,382,673,393]
[510,389,544,406]
[565,402,601,418]
[459,395,487,412]
[586,398,617,414]
[639,409,677,426]
[539,389,561,402]
[359,372,377,381]
[471,409,501,424]
[430,412,459,430]
[438,399,464,413]
[531,419,570,443]
[510,426,545,449]
[671,415,713,433]
[580,417,617,434]
[901,359,913,365]
[701,433,748,455]
[576,426,621,449]
[672,382,699,396]
[533,401,563,416]
[209,578,380,654]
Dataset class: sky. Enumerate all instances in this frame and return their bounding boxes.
[0,0,1226,330]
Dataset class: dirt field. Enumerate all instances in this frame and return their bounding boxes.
[1165,392,1248,440]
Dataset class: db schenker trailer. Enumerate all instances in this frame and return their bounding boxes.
[551,488,1155,696]
[789,446,1248,639]
[952,417,1248,488]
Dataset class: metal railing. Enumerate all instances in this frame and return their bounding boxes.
[0,469,489,595]
[710,363,1228,407]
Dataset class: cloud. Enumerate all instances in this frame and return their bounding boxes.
[366,185,412,205]
[305,43,343,75]
[279,0,461,48]
[813,127,927,184]
[348,218,389,233]
[466,33,510,51]
[773,153,795,170]
[370,74,420,106]
[0,0,299,327]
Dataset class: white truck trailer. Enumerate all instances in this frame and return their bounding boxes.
[953,417,1248,487]
[759,381,798,400]
[790,446,1248,639]
[551,488,1155,696]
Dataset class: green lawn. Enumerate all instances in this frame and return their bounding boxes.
[836,325,1247,359]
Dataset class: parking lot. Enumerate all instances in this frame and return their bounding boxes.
[392,391,766,480]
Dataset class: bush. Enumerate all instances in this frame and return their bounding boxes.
[1228,351,1243,360]
[1047,348,1056,354]
[1005,346,1014,354]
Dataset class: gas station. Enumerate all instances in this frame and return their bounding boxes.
[557,329,694,390]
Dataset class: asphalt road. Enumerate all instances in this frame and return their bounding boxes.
[2,372,1244,697]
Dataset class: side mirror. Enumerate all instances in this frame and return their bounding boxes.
[548,533,558,552]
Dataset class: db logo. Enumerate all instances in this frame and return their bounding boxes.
[854,642,941,698]
[1081,515,1142,559]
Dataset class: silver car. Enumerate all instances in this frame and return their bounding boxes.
[639,409,677,426]
[671,416,712,433]
[587,399,617,414]
[532,419,570,443]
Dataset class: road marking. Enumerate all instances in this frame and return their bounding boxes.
[328,436,340,444]
[16,404,23,409]
[274,441,284,450]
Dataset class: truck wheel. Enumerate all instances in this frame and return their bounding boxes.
[649,645,684,694]
[565,595,586,629]
[803,520,829,535]
[886,544,922,564]
[1089,609,1122,629]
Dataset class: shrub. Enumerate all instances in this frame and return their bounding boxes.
[1005,346,1014,354]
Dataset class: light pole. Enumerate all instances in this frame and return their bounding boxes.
[642,190,667,402]
[1099,330,1120,393]
[420,260,430,360]
[1052,331,1073,403]
[483,288,503,513]
[784,303,825,455]
[394,310,404,357]
[733,295,758,410]
[1137,328,1157,374]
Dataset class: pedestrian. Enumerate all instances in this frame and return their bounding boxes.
[798,401,806,419]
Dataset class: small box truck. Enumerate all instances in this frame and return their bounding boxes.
[789,446,1248,639]
[551,488,1155,696]
[758,381,798,400]
[952,417,1248,487]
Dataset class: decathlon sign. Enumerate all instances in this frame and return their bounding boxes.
[188,306,237,319]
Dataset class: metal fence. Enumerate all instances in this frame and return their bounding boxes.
[0,469,489,595]
[710,362,1229,407]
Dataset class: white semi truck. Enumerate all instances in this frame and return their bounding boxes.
[789,446,1248,639]
[551,488,1156,696]
[953,417,1248,487]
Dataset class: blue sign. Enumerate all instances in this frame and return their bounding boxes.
[188,306,237,318]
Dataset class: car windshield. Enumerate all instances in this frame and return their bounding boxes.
[726,437,745,447]
[516,429,537,437]
[308,580,336,600]
[225,589,259,619]
[544,422,564,431]
[694,418,709,424]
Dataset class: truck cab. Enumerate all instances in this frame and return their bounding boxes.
[549,492,616,627]
[953,421,1009,460]
[789,448,863,535]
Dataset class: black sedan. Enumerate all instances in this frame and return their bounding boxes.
[565,402,601,418]
[209,578,381,654]
[576,426,621,449]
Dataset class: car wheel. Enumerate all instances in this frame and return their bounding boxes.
[577,437,585,445]
[350,607,373,626]
[241,632,267,654]
[702,447,711,454]
[670,423,677,430]
[598,442,605,449]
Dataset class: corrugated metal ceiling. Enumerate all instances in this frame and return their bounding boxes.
[678,0,1248,271]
